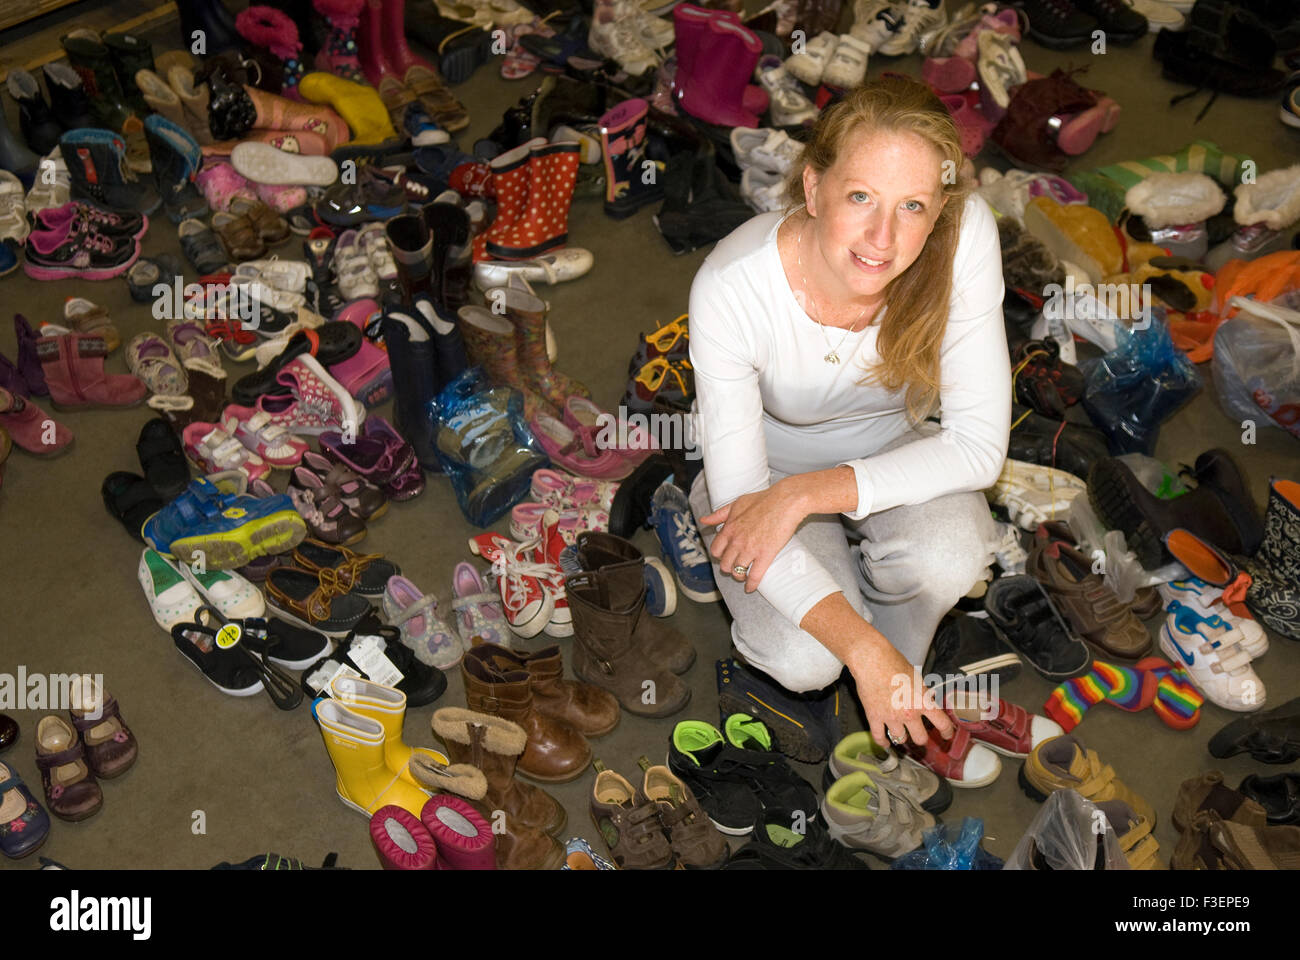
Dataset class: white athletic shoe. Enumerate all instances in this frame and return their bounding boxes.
[1160,602,1266,712]
[1157,577,1268,659]
[987,458,1087,531]
[876,0,947,56]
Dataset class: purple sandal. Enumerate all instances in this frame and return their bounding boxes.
[319,414,425,502]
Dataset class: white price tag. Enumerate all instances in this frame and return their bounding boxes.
[348,635,404,688]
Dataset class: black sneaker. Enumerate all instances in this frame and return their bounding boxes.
[925,613,1023,690]
[1208,696,1300,764]
[241,617,331,671]
[984,575,1091,680]
[716,657,846,763]
[722,806,870,870]
[301,617,447,708]
[1071,0,1147,42]
[1016,0,1100,49]
[668,718,819,836]
[1008,403,1110,481]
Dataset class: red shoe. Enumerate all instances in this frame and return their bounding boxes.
[904,720,1002,788]
[943,692,1064,759]
[484,141,579,261]
[0,387,73,455]
[467,533,555,639]
[530,509,572,638]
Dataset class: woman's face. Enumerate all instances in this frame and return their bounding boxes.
[802,125,948,304]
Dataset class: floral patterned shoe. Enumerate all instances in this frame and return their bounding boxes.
[68,676,139,780]
[450,561,509,647]
[530,467,618,513]
[0,763,50,859]
[510,500,608,544]
[34,716,104,822]
[382,575,465,670]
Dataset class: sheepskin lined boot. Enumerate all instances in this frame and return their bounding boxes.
[431,707,566,870]
[470,642,620,738]
[235,6,307,98]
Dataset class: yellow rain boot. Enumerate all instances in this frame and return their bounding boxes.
[314,697,431,817]
[327,675,484,795]
[299,72,397,146]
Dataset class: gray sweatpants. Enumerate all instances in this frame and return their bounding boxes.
[688,428,999,694]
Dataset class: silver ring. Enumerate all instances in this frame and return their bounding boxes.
[888,731,906,745]
[732,564,750,578]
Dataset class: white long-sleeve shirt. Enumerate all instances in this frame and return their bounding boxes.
[688,195,1011,627]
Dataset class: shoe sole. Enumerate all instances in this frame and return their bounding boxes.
[645,557,679,617]
[1087,458,1169,570]
[1017,763,1051,801]
[717,688,832,764]
[231,142,338,187]
[440,28,495,85]
[168,512,308,571]
[1280,107,1300,129]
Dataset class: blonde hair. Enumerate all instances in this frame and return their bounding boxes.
[787,75,973,422]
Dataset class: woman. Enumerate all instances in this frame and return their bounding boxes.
[688,76,1010,751]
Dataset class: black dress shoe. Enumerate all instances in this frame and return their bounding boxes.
[1239,773,1300,825]
[1208,697,1300,764]
[1008,403,1109,481]
[0,712,18,752]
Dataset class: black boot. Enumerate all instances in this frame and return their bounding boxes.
[144,115,208,223]
[385,212,433,301]
[380,310,442,472]
[423,201,471,313]
[60,32,138,132]
[102,32,155,118]
[598,97,663,220]
[412,294,469,391]
[42,64,95,132]
[1007,403,1109,481]
[59,128,161,215]
[179,0,241,54]
[0,107,40,185]
[5,70,63,155]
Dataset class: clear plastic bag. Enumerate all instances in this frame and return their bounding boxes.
[1067,492,1186,589]
[890,817,1004,870]
[428,367,549,527]
[1003,790,1130,870]
[1080,309,1202,455]
[1212,295,1300,441]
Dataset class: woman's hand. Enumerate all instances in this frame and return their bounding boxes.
[699,480,807,592]
[846,642,955,750]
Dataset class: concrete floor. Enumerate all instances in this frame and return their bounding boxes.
[0,2,1297,870]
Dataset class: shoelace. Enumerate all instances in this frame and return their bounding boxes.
[489,544,558,614]
[671,513,710,569]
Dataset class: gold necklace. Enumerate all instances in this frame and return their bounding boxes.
[796,220,869,365]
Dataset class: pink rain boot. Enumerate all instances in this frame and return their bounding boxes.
[673,5,767,119]
[313,0,369,84]
[356,0,397,87]
[677,15,763,128]
[381,0,440,80]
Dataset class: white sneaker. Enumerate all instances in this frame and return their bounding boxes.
[588,12,660,76]
[852,5,906,49]
[612,0,674,49]
[993,520,1028,575]
[179,563,266,621]
[24,148,70,217]
[1157,577,1268,659]
[357,223,398,282]
[784,30,838,85]
[1160,602,1266,712]
[138,548,204,631]
[740,166,788,213]
[877,0,947,55]
[987,458,1087,531]
[333,229,380,301]
[976,30,1025,109]
[235,259,309,293]
[822,34,871,88]
[0,172,28,245]
[729,128,802,176]
[755,56,818,127]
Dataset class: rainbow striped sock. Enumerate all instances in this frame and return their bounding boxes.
[1138,657,1204,730]
[1044,663,1110,732]
[1095,660,1158,713]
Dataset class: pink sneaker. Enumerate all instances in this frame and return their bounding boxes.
[509,500,609,543]
[255,354,366,435]
[954,7,1021,61]
[327,298,392,407]
[529,413,632,480]
[256,181,308,213]
[182,421,271,483]
[221,404,310,467]
[529,467,618,512]
[197,159,257,213]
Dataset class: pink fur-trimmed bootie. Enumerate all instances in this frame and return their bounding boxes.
[236,6,307,99]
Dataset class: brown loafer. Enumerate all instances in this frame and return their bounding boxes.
[1027,540,1151,659]
[35,716,104,822]
[212,210,266,261]
[68,676,138,780]
[264,565,372,637]
[229,197,290,245]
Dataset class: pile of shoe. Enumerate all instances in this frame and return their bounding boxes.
[1172,769,1300,869]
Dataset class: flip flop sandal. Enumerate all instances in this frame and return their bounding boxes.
[102,472,163,542]
[231,324,363,406]
[126,333,189,399]
[136,417,191,500]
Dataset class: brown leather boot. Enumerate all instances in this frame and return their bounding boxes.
[461,647,592,783]
[430,707,565,868]
[566,569,691,718]
[471,642,620,738]
[575,531,696,674]
[431,706,566,835]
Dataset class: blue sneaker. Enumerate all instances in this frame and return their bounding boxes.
[649,480,720,603]
[643,556,678,617]
[142,477,307,570]
[0,239,18,278]
[402,104,450,147]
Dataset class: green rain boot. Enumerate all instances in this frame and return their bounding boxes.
[103,32,156,120]
[60,30,139,133]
